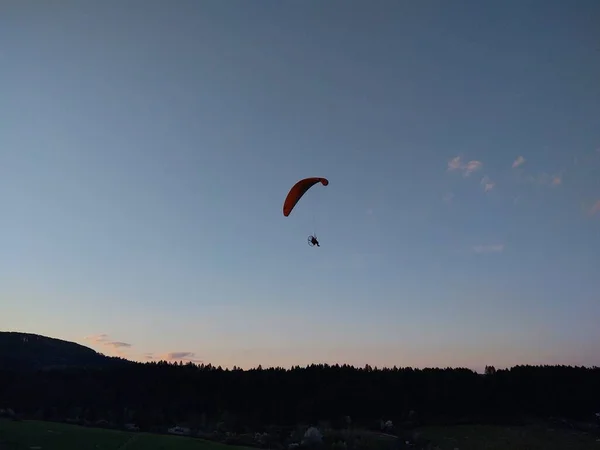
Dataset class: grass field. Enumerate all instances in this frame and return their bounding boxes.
[1,419,599,450]
[419,423,600,450]
[0,419,252,450]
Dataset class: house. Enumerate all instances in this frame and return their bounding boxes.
[168,426,191,435]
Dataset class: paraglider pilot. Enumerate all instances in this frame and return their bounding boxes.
[282,177,329,249]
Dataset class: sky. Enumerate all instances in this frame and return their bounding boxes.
[1,1,599,372]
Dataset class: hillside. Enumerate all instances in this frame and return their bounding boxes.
[0,331,132,371]
[1,331,599,434]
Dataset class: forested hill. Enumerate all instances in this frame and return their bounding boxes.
[1,331,599,429]
[0,331,130,371]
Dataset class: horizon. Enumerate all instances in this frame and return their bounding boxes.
[2,1,599,373]
[6,330,600,374]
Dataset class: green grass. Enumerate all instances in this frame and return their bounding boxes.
[0,419,253,450]
[418,424,600,450]
[2,419,599,450]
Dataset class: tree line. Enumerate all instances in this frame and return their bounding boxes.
[1,362,599,432]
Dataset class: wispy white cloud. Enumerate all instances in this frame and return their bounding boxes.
[526,172,562,188]
[465,161,483,174]
[84,334,109,343]
[447,156,483,177]
[83,334,132,356]
[106,341,132,348]
[447,156,462,171]
[167,352,195,359]
[480,175,495,192]
[512,156,526,168]
[472,244,504,254]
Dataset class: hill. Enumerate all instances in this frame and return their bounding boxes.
[0,331,132,371]
[0,331,599,437]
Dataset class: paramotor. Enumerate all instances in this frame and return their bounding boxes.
[283,177,329,247]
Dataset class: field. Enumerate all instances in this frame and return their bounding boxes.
[419,423,600,450]
[0,419,251,450]
[1,419,599,450]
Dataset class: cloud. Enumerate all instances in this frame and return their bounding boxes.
[160,351,203,364]
[167,352,194,359]
[480,175,495,192]
[472,244,504,254]
[590,200,600,215]
[512,156,526,168]
[447,156,483,176]
[83,334,132,354]
[447,156,462,171]
[526,173,562,188]
[84,334,109,343]
[106,341,132,348]
[465,160,483,175]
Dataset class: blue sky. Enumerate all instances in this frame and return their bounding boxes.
[1,1,599,371]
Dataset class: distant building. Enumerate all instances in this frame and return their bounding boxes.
[168,426,191,435]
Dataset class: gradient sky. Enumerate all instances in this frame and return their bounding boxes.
[2,1,599,372]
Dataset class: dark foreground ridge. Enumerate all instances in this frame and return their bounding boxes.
[1,331,599,436]
[0,331,131,371]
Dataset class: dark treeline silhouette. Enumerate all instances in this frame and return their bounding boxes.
[1,360,599,432]
[1,332,599,433]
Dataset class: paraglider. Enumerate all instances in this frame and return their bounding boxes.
[283,177,329,247]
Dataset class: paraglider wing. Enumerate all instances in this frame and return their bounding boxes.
[283,177,329,217]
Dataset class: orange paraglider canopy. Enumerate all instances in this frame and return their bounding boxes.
[283,177,329,217]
